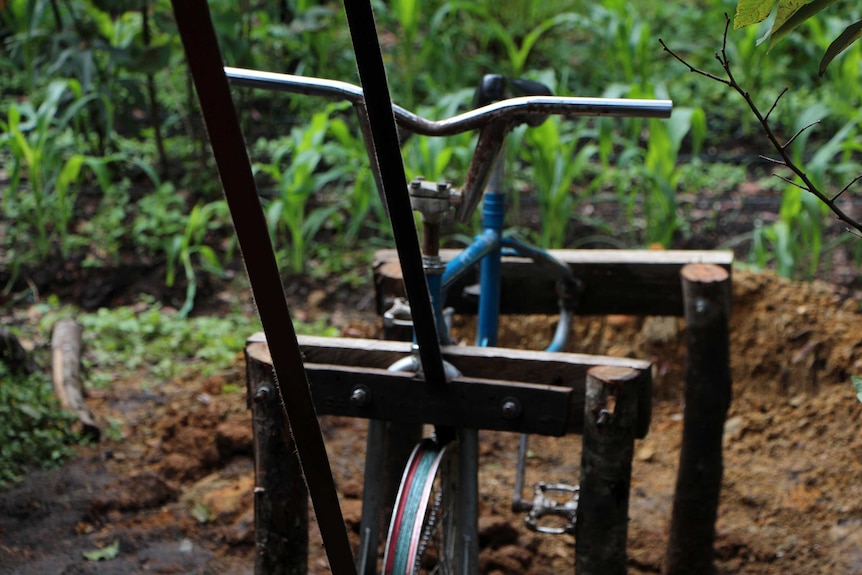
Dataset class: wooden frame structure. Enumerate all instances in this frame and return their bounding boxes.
[244,250,733,574]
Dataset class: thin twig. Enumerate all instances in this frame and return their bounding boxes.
[782,121,821,150]
[774,173,811,192]
[764,87,789,122]
[661,14,862,236]
[758,155,787,166]
[832,174,862,202]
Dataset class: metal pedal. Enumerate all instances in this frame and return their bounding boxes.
[524,482,579,535]
[512,433,578,536]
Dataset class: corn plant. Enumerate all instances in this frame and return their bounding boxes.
[255,107,346,275]
[1,80,110,269]
[749,108,858,279]
[165,199,232,317]
[324,113,388,245]
[521,117,600,248]
[639,106,706,247]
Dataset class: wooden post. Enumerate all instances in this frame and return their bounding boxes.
[51,319,99,440]
[246,347,308,575]
[665,264,732,575]
[576,365,641,575]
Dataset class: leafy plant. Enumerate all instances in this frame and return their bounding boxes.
[255,106,352,275]
[165,199,232,317]
[734,0,862,75]
[640,106,707,247]
[1,79,111,268]
[0,359,79,486]
[521,116,599,248]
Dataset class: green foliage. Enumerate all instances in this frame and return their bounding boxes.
[521,117,600,248]
[0,360,79,486]
[734,0,862,74]
[29,296,334,384]
[1,80,110,263]
[4,0,860,309]
[164,200,233,317]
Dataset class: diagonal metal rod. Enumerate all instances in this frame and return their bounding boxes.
[342,0,447,385]
[169,1,357,573]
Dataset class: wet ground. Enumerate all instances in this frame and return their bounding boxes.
[2,266,862,574]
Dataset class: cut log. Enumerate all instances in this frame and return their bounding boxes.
[51,319,100,441]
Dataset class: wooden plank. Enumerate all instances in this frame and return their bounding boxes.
[246,334,652,436]
[250,333,650,385]
[373,248,734,317]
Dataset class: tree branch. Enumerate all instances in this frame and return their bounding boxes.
[661,14,862,236]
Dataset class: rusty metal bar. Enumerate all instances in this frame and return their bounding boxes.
[169,1,356,573]
[341,0,447,387]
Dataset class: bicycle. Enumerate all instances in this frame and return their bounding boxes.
[226,66,671,575]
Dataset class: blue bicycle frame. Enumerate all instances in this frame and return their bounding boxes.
[428,158,576,352]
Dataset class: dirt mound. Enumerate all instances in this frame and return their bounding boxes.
[2,268,861,575]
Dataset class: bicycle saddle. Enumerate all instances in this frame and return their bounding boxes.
[474,74,554,127]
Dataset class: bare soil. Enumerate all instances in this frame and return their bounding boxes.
[2,266,862,574]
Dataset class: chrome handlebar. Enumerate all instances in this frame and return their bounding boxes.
[225,67,672,134]
[224,67,673,221]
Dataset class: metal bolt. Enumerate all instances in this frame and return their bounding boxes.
[253,384,271,404]
[350,385,371,407]
[596,409,611,427]
[501,397,522,420]
[694,297,710,316]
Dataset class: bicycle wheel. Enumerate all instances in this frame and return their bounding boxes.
[383,438,456,575]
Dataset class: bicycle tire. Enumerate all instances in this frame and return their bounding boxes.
[383,439,455,575]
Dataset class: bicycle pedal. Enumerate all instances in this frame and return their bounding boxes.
[524,482,579,535]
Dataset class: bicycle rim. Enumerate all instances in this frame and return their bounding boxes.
[383,439,454,575]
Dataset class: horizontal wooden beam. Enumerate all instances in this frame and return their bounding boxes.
[246,334,652,436]
[373,248,734,317]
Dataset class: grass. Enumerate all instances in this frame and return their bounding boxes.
[0,293,341,480]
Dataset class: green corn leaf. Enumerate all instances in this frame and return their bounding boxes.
[819,19,862,76]
[56,155,85,199]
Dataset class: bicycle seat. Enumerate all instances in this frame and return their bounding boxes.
[475,74,554,127]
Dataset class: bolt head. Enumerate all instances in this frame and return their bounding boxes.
[501,397,522,420]
[350,386,371,407]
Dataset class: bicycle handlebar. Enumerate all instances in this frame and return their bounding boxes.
[225,66,673,221]
[225,67,672,134]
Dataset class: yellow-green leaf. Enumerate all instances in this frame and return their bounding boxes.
[734,0,777,28]
[771,0,840,44]
[82,539,120,561]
